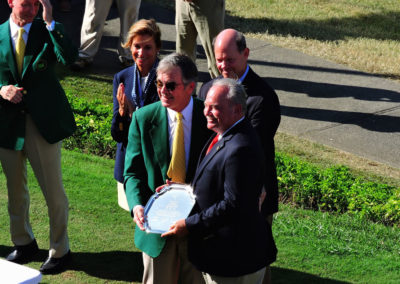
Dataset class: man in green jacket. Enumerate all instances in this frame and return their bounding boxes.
[0,0,77,274]
[124,53,211,284]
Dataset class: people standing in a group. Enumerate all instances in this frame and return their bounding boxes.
[124,53,212,284]
[0,0,77,274]
[175,0,224,79]
[71,0,141,70]
[163,78,277,284]
[111,19,161,211]
[198,28,281,284]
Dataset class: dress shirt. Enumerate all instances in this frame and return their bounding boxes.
[238,64,250,83]
[10,17,55,52]
[167,97,193,171]
[9,18,31,51]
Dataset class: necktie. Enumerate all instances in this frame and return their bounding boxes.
[167,112,186,183]
[16,28,26,76]
[206,135,219,155]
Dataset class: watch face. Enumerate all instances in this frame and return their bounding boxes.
[144,183,196,234]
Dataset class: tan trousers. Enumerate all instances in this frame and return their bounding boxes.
[117,181,129,211]
[0,115,69,258]
[79,0,141,60]
[142,237,205,284]
[203,267,266,284]
[175,0,224,78]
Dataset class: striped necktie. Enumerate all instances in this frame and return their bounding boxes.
[16,27,26,76]
[167,112,186,183]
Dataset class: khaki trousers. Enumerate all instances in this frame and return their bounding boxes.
[175,0,225,78]
[142,237,205,284]
[117,181,129,211]
[0,115,69,258]
[79,0,141,60]
[202,267,266,284]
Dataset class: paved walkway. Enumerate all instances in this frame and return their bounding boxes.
[2,0,399,169]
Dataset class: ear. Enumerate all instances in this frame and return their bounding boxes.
[233,104,243,116]
[8,0,14,8]
[186,81,196,94]
[243,47,250,60]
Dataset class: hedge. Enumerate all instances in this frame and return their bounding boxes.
[276,153,400,225]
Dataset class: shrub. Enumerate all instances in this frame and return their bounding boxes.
[63,94,116,158]
[276,152,400,225]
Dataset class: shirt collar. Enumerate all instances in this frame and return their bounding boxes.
[9,16,32,37]
[238,64,250,83]
[166,97,193,122]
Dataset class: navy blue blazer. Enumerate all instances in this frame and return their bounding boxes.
[198,67,281,215]
[111,65,159,182]
[186,119,277,277]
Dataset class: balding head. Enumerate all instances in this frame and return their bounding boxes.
[213,29,249,79]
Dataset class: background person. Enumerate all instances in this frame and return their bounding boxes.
[163,78,277,284]
[70,0,141,70]
[198,29,281,283]
[175,0,224,78]
[124,53,211,284]
[0,0,77,274]
[111,18,161,211]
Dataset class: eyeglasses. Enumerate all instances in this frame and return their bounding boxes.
[155,80,184,91]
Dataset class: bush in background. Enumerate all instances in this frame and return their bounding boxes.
[276,152,400,225]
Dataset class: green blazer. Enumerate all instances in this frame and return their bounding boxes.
[124,98,212,257]
[0,18,77,150]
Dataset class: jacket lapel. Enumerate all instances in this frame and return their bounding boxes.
[22,20,42,79]
[149,104,170,179]
[0,20,19,82]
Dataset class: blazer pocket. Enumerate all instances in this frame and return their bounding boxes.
[32,43,49,72]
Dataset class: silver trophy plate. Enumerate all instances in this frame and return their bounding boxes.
[143,183,196,234]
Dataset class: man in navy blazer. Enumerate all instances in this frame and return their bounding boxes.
[197,29,281,221]
[163,78,277,283]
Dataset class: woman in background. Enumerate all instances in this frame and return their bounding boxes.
[111,19,161,210]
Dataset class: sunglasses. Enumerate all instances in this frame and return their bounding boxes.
[155,80,184,91]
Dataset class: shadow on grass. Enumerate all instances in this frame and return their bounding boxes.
[70,250,143,282]
[272,267,350,284]
[0,245,143,282]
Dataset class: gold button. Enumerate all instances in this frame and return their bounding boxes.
[60,35,64,38]
[22,90,27,95]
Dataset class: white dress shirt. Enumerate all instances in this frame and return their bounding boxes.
[167,97,193,171]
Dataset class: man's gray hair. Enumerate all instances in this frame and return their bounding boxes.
[157,53,198,85]
[211,78,247,114]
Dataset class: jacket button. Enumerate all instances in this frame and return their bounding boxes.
[22,90,27,95]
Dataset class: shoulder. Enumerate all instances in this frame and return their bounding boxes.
[114,66,134,80]
[134,101,163,119]
[243,68,276,96]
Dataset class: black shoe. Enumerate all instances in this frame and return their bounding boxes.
[70,58,92,71]
[6,239,39,264]
[40,250,71,275]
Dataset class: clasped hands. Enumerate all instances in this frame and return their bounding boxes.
[117,83,135,117]
[0,85,24,104]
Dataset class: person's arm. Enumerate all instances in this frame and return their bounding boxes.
[111,74,133,144]
[40,0,77,65]
[123,113,152,224]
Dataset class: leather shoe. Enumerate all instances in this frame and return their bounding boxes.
[40,250,71,275]
[6,239,39,264]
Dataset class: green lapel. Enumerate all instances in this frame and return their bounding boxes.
[149,103,170,181]
[0,20,19,82]
[22,19,43,79]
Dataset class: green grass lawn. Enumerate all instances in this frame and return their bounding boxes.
[1,150,399,283]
